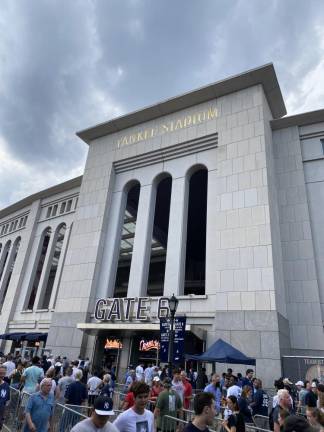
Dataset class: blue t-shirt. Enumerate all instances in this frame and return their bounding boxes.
[65,381,87,405]
[204,383,222,411]
[23,365,44,393]
[0,382,10,406]
[24,392,54,432]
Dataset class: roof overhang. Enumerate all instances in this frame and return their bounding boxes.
[77,322,206,341]
[77,63,286,144]
[271,108,324,130]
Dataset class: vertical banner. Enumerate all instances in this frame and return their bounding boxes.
[159,316,187,363]
[173,316,186,363]
[159,318,169,363]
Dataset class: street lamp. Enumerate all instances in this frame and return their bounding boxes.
[168,294,179,377]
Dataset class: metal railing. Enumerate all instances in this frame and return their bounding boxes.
[52,403,88,432]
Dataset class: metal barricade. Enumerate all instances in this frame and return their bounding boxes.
[161,415,189,432]
[213,417,271,432]
[253,414,270,430]
[113,391,125,409]
[53,403,88,432]
[3,386,21,431]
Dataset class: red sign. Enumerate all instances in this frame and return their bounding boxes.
[104,339,123,349]
[139,339,160,351]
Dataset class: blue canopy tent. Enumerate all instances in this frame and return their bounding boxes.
[185,338,256,365]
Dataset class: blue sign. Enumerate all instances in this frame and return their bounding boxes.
[159,316,186,363]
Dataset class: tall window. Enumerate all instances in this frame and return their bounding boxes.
[26,228,51,310]
[184,168,208,295]
[39,224,66,309]
[0,238,21,310]
[0,241,11,282]
[147,176,172,296]
[114,183,140,297]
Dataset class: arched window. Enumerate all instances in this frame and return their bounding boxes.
[147,175,172,297]
[114,182,140,297]
[0,241,11,282]
[39,224,66,309]
[26,228,52,310]
[0,237,21,310]
[184,167,208,295]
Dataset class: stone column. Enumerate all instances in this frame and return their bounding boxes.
[164,176,189,296]
[127,184,156,298]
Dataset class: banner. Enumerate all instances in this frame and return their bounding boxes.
[159,316,186,363]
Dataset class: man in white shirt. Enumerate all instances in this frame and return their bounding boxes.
[71,396,118,432]
[113,382,154,432]
[172,370,184,402]
[2,355,15,380]
[226,376,241,398]
[135,363,144,382]
[87,371,103,405]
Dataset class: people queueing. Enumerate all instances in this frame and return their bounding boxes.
[2,351,324,432]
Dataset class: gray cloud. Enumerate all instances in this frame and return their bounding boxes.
[1,0,324,208]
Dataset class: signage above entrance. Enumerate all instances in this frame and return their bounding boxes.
[94,297,170,322]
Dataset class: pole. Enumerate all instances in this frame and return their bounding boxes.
[168,314,174,378]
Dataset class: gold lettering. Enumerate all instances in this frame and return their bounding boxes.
[137,131,144,142]
[207,107,217,119]
[161,124,169,133]
[183,115,192,127]
[174,119,183,130]
[169,121,174,132]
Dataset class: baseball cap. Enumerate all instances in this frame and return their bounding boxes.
[311,382,317,388]
[295,381,304,386]
[94,396,114,416]
[284,415,317,432]
[283,378,292,385]
[153,376,160,382]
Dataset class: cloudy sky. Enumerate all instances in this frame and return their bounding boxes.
[1,0,324,209]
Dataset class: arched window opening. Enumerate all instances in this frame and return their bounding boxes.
[39,224,66,309]
[147,176,172,297]
[0,238,21,310]
[26,228,52,310]
[0,243,2,255]
[184,168,208,295]
[114,183,140,298]
[0,241,11,282]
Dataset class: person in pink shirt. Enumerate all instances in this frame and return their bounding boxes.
[181,371,193,410]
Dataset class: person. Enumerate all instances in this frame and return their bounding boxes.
[317,383,324,412]
[188,368,197,390]
[23,378,54,432]
[283,414,318,432]
[21,356,44,394]
[196,368,208,391]
[114,382,154,432]
[204,374,222,415]
[273,389,293,432]
[306,382,318,408]
[144,364,153,386]
[183,392,216,432]
[45,367,57,396]
[65,370,88,406]
[10,361,24,389]
[306,407,324,430]
[238,386,253,424]
[150,377,163,405]
[2,354,16,382]
[241,369,254,391]
[135,363,144,382]
[71,395,119,432]
[0,366,10,430]
[121,383,135,410]
[56,367,74,403]
[100,374,113,398]
[227,376,242,399]
[154,378,182,432]
[250,379,269,416]
[222,395,245,432]
[87,370,103,405]
[180,371,193,410]
[171,369,184,402]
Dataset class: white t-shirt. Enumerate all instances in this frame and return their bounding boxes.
[88,376,102,395]
[72,366,80,379]
[113,408,154,432]
[135,365,144,381]
[71,418,119,432]
[171,380,184,402]
[3,360,15,378]
[227,385,241,398]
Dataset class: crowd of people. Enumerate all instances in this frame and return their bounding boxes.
[0,353,323,432]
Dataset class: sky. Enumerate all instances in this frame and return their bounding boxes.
[1,0,324,209]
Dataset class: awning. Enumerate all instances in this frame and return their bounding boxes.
[0,332,47,342]
[77,322,206,341]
